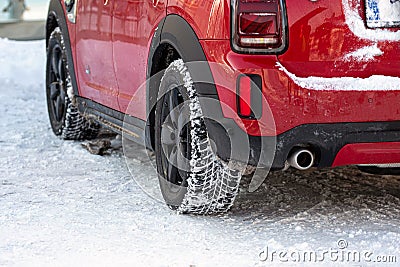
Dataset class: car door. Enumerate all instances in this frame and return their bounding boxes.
[75,0,120,111]
[112,0,166,120]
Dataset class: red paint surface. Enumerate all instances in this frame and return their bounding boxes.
[238,75,252,117]
[113,0,165,118]
[75,0,120,110]
[332,142,400,167]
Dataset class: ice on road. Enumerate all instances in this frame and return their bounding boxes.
[0,38,399,266]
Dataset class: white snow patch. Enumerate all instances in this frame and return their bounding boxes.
[277,62,400,91]
[0,38,44,85]
[342,0,400,41]
[343,43,383,62]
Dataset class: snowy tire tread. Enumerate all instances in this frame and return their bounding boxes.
[62,104,100,140]
[163,59,242,214]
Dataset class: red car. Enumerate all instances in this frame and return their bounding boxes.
[45,0,400,214]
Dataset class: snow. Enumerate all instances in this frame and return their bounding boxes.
[1,38,400,266]
[0,0,49,21]
[23,0,50,21]
[277,62,400,91]
[343,43,383,62]
[342,0,400,41]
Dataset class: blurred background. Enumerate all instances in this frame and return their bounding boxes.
[0,0,48,40]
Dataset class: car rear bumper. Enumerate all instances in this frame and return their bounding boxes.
[196,40,400,170]
[332,142,400,167]
[199,40,400,134]
[205,117,400,170]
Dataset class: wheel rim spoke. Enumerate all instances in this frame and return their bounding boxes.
[167,146,180,184]
[161,123,176,146]
[49,43,67,124]
[58,57,65,81]
[59,83,65,100]
[168,90,179,128]
[55,95,63,120]
[50,82,60,100]
[51,47,61,78]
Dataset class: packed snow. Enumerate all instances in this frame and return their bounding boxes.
[1,38,400,266]
[0,0,49,21]
[277,62,400,91]
[343,43,383,62]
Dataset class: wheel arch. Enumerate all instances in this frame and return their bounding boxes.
[146,14,222,150]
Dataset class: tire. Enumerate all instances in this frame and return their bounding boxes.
[46,27,99,140]
[155,59,242,214]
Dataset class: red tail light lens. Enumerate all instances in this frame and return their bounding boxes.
[237,74,263,119]
[238,75,252,117]
[240,13,277,36]
[232,0,287,54]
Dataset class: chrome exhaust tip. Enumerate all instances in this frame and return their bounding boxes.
[288,149,315,171]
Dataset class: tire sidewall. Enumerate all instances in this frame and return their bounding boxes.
[46,28,69,136]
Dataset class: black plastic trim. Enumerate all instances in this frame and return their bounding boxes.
[209,118,400,170]
[146,18,166,116]
[159,16,230,156]
[159,15,217,96]
[146,14,225,150]
[76,96,146,144]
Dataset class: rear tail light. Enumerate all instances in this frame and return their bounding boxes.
[231,0,288,54]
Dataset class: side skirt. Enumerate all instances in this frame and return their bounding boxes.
[76,96,147,147]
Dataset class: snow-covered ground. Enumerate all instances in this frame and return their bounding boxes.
[0,0,49,21]
[1,39,400,266]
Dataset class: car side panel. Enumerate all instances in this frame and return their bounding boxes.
[166,0,229,40]
[113,0,166,119]
[75,0,120,110]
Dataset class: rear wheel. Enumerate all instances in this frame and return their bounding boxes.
[46,27,99,140]
[155,59,242,214]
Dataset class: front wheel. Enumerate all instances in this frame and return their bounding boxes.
[154,59,242,214]
[46,27,99,140]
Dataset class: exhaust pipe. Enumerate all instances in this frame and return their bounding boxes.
[288,149,315,170]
